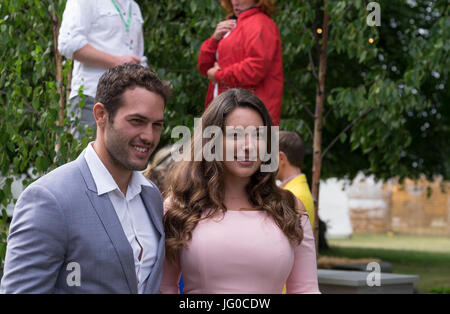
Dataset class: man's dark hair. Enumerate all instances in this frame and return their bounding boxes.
[95,63,172,122]
[279,131,304,169]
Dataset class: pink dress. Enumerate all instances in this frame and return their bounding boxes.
[160,210,320,294]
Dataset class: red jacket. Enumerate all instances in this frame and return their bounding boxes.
[198,8,283,125]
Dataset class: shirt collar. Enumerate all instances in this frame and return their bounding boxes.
[127,169,153,200]
[237,7,260,21]
[280,173,303,188]
[84,142,152,199]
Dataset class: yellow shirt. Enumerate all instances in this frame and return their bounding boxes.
[283,174,315,228]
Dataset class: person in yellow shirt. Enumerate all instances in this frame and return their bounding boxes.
[276,131,315,228]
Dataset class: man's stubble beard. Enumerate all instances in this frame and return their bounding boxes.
[106,121,154,171]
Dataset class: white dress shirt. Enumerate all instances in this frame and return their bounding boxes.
[58,0,147,99]
[84,143,159,294]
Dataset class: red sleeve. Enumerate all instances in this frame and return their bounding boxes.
[198,36,219,76]
[214,23,279,87]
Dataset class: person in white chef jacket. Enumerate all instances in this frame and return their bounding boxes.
[58,0,148,137]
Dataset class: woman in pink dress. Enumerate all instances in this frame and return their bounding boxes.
[161,89,320,294]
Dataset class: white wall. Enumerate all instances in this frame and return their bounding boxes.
[318,174,390,238]
[318,178,353,238]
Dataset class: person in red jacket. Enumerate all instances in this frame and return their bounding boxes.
[198,0,283,126]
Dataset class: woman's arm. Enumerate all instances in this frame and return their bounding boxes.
[159,197,182,294]
[198,37,219,76]
[285,198,321,294]
[159,259,182,294]
[198,20,236,76]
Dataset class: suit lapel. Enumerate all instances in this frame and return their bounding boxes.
[140,186,165,294]
[76,153,138,294]
[140,186,164,236]
[85,191,138,294]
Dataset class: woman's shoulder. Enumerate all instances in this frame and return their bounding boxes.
[249,11,277,26]
[243,12,279,35]
[294,197,308,216]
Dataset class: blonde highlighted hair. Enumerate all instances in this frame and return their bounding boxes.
[220,0,277,18]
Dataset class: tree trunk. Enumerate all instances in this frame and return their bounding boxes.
[312,3,330,254]
[51,6,65,153]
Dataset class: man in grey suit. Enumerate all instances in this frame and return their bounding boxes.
[0,63,171,293]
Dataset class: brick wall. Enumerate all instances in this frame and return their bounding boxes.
[347,176,449,236]
[386,177,449,236]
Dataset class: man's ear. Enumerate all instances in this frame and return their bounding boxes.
[277,151,287,173]
[278,151,287,165]
[93,102,107,128]
[275,151,285,180]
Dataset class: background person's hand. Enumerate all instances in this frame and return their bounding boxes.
[73,44,142,68]
[207,62,221,83]
[114,55,141,66]
[213,20,236,41]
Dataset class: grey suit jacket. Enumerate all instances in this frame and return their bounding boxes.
[0,151,165,293]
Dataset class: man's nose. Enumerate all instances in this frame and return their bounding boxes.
[140,123,154,144]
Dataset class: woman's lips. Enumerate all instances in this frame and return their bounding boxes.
[236,160,256,168]
[234,155,256,167]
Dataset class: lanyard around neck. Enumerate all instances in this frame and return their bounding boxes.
[111,0,132,32]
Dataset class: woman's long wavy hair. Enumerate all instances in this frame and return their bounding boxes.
[221,0,277,18]
[164,89,303,265]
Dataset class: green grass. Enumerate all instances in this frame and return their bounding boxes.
[328,234,450,253]
[322,234,450,293]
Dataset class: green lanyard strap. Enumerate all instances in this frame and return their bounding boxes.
[111,0,132,32]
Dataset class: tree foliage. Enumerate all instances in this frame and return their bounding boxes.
[0,0,448,265]
[279,0,449,182]
[0,0,90,267]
